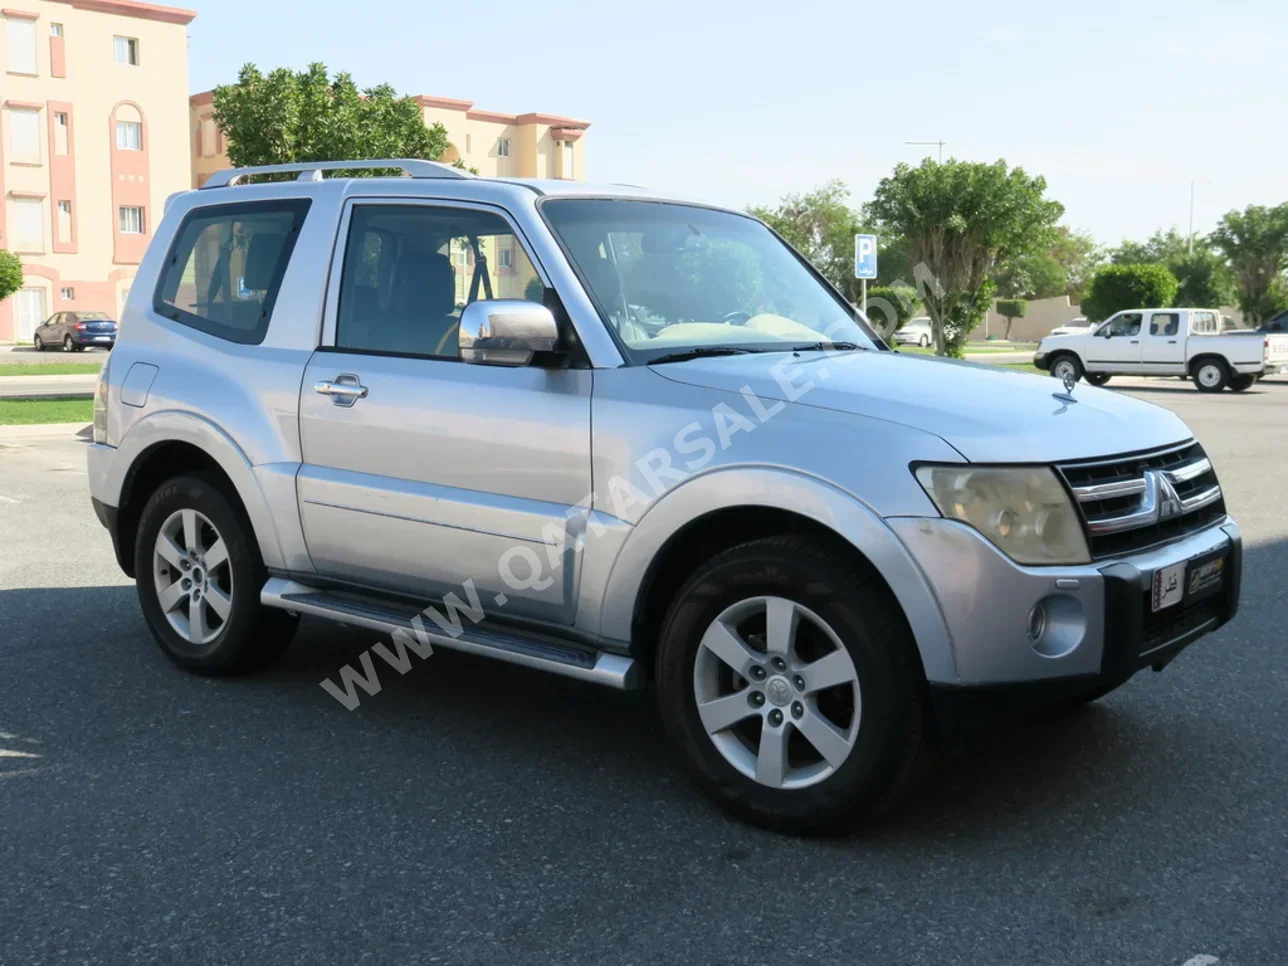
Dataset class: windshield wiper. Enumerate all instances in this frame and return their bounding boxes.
[788,341,865,353]
[648,347,757,365]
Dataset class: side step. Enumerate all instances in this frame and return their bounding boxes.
[260,578,640,690]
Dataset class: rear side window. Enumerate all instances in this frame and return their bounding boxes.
[154,199,310,345]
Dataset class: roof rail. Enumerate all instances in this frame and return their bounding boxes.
[201,158,471,189]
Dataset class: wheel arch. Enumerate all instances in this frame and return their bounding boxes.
[1188,352,1230,376]
[1047,349,1082,372]
[596,467,957,685]
[107,412,288,577]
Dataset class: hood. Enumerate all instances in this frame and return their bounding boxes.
[651,350,1192,463]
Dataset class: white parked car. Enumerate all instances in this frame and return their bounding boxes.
[892,317,933,347]
[1035,308,1288,392]
[1047,317,1091,337]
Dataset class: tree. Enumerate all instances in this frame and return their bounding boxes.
[212,63,454,173]
[1081,264,1178,322]
[994,228,1100,302]
[1209,203,1288,324]
[749,180,864,301]
[995,298,1028,339]
[866,159,1064,356]
[1108,227,1235,310]
[0,250,22,304]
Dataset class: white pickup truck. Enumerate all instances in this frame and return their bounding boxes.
[1034,307,1288,392]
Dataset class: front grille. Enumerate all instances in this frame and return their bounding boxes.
[1057,441,1226,558]
[1139,596,1224,656]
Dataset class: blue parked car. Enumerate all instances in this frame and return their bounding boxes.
[33,310,118,351]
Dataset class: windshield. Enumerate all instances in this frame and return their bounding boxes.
[542,199,880,362]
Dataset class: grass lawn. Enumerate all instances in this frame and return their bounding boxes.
[0,362,103,376]
[0,397,94,425]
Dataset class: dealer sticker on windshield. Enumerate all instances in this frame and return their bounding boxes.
[1151,562,1185,612]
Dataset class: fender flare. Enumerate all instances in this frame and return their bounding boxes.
[595,466,958,684]
[107,410,289,571]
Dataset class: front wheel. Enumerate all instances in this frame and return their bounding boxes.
[1050,354,1083,384]
[918,335,930,348]
[134,474,298,675]
[1193,360,1229,393]
[1086,373,1112,387]
[1229,374,1255,392]
[655,536,926,834]
[33,335,44,351]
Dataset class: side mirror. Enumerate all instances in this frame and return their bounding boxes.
[458,299,558,367]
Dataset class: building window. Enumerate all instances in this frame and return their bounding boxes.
[113,36,139,65]
[115,120,142,151]
[53,112,69,154]
[9,107,42,163]
[497,137,510,158]
[11,197,44,251]
[60,286,75,300]
[5,17,37,74]
[56,199,72,242]
[119,205,145,235]
[498,248,513,268]
[563,141,574,179]
[51,23,63,37]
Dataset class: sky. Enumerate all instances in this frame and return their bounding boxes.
[187,0,1288,248]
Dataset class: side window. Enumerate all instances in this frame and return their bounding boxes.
[154,200,310,345]
[1106,313,1142,337]
[335,204,542,358]
[1150,312,1179,336]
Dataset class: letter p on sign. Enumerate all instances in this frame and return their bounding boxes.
[854,233,878,280]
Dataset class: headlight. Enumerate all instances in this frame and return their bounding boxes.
[914,465,1090,565]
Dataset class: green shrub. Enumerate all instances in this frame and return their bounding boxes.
[1082,264,1177,322]
[862,283,922,337]
[995,298,1028,339]
[0,249,22,303]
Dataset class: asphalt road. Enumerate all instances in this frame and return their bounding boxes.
[2,377,1285,965]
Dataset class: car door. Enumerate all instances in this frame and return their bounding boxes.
[37,313,59,344]
[296,198,592,625]
[1141,310,1184,373]
[1083,312,1143,371]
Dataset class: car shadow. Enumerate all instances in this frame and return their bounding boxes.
[1108,376,1286,397]
[4,531,1281,845]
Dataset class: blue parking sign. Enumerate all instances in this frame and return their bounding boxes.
[854,234,878,279]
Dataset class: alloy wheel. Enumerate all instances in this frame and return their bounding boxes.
[1053,359,1077,382]
[693,595,861,790]
[63,336,74,352]
[152,508,233,646]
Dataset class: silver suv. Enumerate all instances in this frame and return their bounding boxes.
[88,159,1243,832]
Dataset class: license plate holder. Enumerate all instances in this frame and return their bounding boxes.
[1152,548,1226,613]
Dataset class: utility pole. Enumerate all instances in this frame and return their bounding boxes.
[904,140,946,163]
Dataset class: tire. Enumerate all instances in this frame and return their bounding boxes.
[1229,374,1255,392]
[655,535,927,834]
[918,335,929,348]
[1085,373,1112,387]
[134,473,298,676]
[33,335,43,351]
[63,336,75,353]
[1049,354,1083,384]
[1192,359,1229,393]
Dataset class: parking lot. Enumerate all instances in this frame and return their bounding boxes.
[1,376,1285,965]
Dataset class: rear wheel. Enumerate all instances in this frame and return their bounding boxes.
[918,335,930,348]
[655,536,926,834]
[63,335,75,353]
[1229,374,1255,392]
[1050,354,1083,384]
[1192,359,1229,393]
[134,474,297,675]
[1086,373,1112,387]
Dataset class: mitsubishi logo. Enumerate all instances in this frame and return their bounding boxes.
[1145,470,1183,520]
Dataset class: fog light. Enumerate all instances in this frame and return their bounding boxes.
[1027,602,1048,642]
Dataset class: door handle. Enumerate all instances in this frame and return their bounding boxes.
[1129,340,1139,344]
[315,374,368,407]
[1168,340,1178,344]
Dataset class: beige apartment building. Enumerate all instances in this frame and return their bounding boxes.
[190,91,590,187]
[0,0,194,343]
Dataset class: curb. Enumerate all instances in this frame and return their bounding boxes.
[0,422,92,441]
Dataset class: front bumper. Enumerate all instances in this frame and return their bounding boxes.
[887,516,1242,729]
[1033,350,1050,371]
